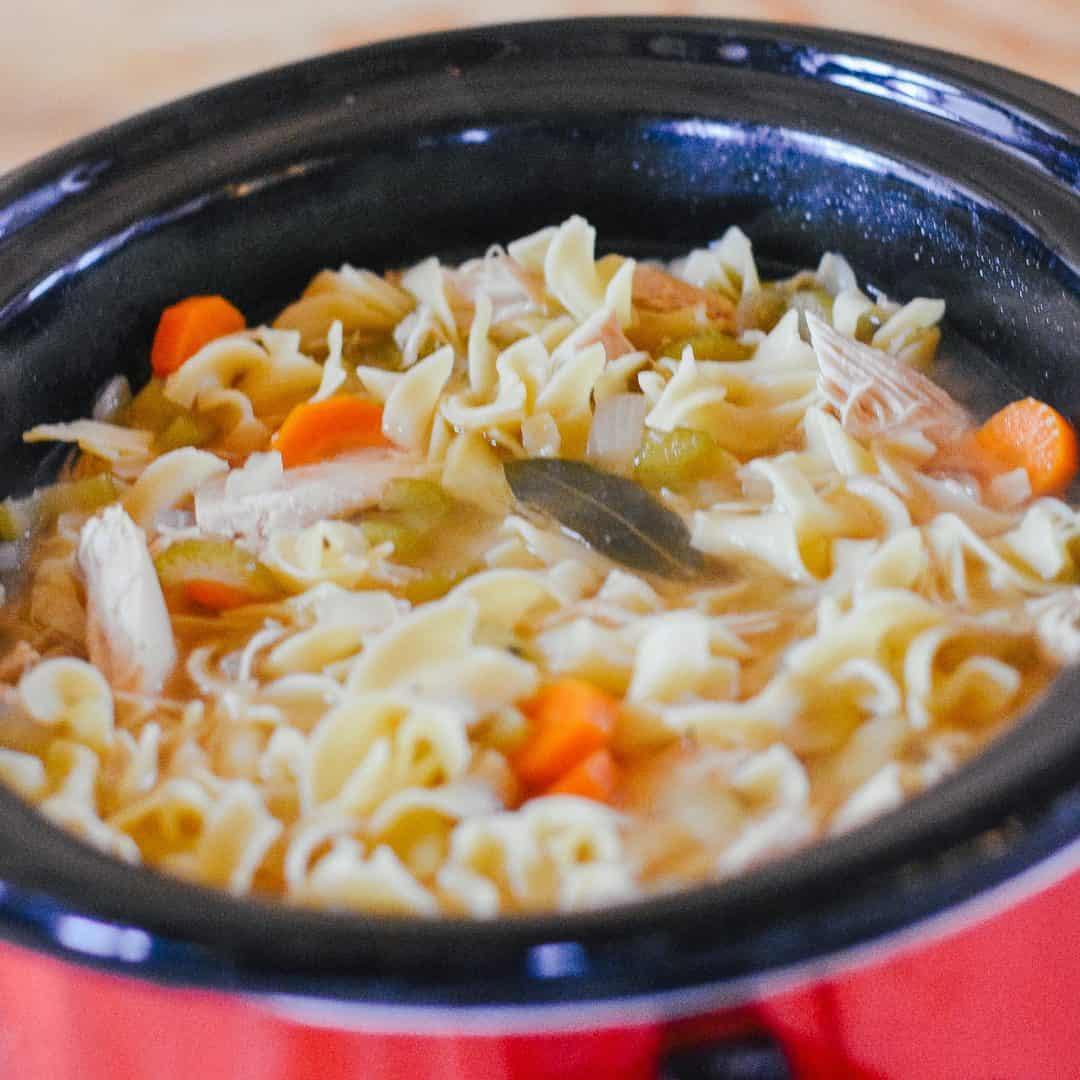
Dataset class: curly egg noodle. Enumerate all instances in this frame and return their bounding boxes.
[0,215,1075,917]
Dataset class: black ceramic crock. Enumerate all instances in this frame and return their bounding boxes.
[0,17,1077,1013]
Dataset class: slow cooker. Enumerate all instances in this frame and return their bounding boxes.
[0,18,1077,1079]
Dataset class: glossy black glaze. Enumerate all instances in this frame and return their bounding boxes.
[0,19,1077,1007]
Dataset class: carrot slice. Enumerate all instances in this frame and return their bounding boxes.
[150,295,246,377]
[272,396,392,468]
[544,749,620,804]
[973,397,1079,497]
[182,578,262,611]
[511,678,618,790]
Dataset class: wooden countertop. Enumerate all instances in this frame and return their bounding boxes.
[3,2,1077,175]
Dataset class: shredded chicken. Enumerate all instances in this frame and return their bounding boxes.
[77,505,177,694]
[194,448,428,543]
[633,263,734,323]
[450,249,544,325]
[807,313,970,446]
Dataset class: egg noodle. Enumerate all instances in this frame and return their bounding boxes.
[0,216,1075,917]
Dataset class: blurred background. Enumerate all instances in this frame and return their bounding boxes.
[3,0,1078,175]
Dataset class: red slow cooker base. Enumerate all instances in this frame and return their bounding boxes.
[1,845,1077,1080]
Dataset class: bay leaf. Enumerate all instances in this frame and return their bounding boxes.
[504,458,716,580]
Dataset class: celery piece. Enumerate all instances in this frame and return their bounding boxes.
[0,499,31,542]
[157,412,218,452]
[634,428,735,490]
[123,378,185,432]
[627,307,712,355]
[660,331,753,363]
[125,376,216,451]
[0,474,118,541]
[378,478,456,519]
[362,479,457,560]
[0,503,18,542]
[154,537,280,601]
[400,569,468,606]
[854,308,887,343]
[359,515,430,559]
[734,285,789,335]
[343,333,403,371]
[705,273,741,303]
[37,474,118,525]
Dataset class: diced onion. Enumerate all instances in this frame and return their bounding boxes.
[153,509,196,533]
[521,413,561,458]
[586,392,648,474]
[989,467,1032,509]
[92,375,132,422]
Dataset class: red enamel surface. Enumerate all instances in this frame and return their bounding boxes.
[0,861,1078,1080]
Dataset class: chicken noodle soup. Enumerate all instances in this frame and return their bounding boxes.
[0,216,1076,916]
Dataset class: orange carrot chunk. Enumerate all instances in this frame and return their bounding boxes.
[511,678,619,791]
[974,397,1079,497]
[150,295,246,378]
[182,578,263,611]
[544,749,620,803]
[272,396,392,468]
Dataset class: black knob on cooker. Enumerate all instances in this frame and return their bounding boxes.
[660,1034,793,1080]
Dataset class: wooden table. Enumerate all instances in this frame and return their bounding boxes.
[3,2,1077,174]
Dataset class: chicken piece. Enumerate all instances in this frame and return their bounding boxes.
[77,505,177,694]
[194,448,428,544]
[807,313,971,446]
[632,264,734,322]
[450,252,545,324]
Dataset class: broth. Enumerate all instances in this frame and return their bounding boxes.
[0,217,1073,916]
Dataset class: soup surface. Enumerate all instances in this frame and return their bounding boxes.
[0,216,1076,917]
